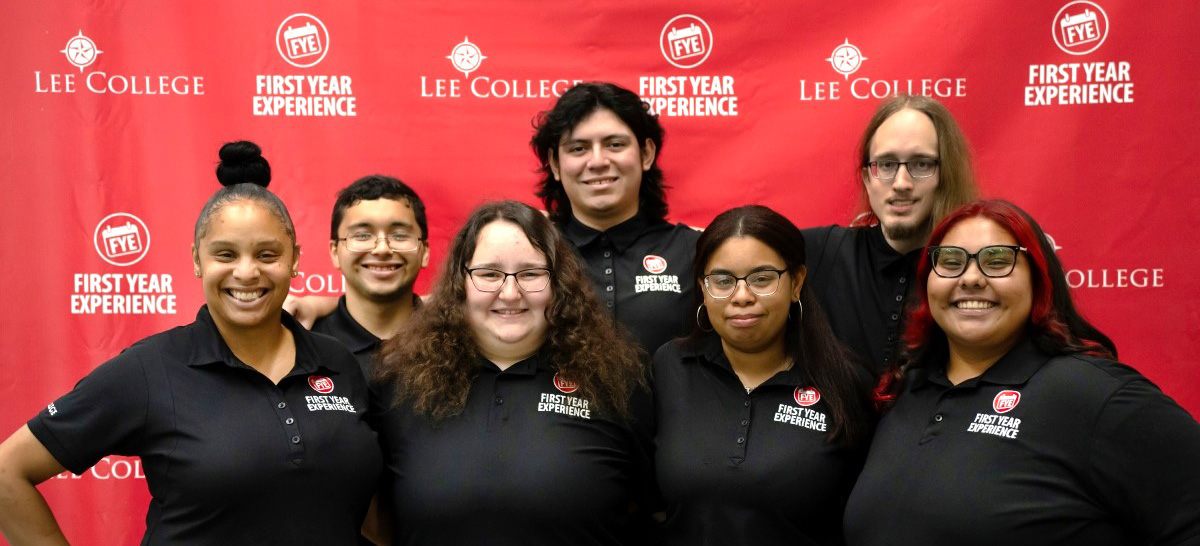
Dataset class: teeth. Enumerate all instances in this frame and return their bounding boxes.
[494,309,524,315]
[230,290,264,302]
[366,265,398,271]
[956,300,995,309]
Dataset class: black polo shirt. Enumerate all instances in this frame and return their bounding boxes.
[28,306,382,545]
[843,341,1200,545]
[313,294,421,375]
[375,350,653,546]
[652,335,868,546]
[562,212,700,355]
[802,224,920,374]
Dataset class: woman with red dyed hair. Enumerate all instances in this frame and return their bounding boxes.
[843,199,1200,545]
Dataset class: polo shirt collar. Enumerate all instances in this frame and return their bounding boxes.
[562,211,663,253]
[477,345,553,376]
[914,337,1049,390]
[867,224,922,274]
[683,332,814,387]
[325,296,381,354]
[187,305,336,378]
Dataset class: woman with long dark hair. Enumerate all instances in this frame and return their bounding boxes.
[0,142,381,544]
[653,205,873,545]
[373,200,650,545]
[845,199,1200,545]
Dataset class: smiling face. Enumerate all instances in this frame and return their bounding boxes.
[703,236,804,356]
[864,108,941,252]
[927,217,1032,361]
[193,201,298,333]
[330,198,429,304]
[464,220,553,365]
[549,107,656,230]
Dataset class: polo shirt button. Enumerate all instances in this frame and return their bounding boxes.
[606,301,613,308]
[606,285,614,292]
[895,295,903,302]
[277,402,286,409]
[603,251,612,258]
[605,268,613,275]
[291,436,301,444]
[495,397,504,405]
[740,419,749,427]
[736,437,745,444]
[285,418,295,425]
[899,277,907,284]
[891,314,899,321]
[934,414,944,422]
[743,401,751,407]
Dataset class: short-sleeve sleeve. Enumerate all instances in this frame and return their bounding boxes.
[27,350,150,475]
[1087,379,1200,545]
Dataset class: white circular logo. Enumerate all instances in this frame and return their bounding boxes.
[61,31,102,72]
[447,37,486,77]
[93,213,150,267]
[826,39,867,79]
[276,14,330,68]
[993,390,1021,413]
[660,15,713,69]
[642,255,668,274]
[794,386,821,407]
[1052,1,1109,56]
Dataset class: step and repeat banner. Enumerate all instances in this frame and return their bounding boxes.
[2,0,1197,542]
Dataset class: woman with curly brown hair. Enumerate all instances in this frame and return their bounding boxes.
[371,200,651,546]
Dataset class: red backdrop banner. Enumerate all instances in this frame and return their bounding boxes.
[2,1,1197,542]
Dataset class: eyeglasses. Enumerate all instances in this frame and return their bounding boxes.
[338,232,422,253]
[702,269,788,298]
[929,245,1027,278]
[465,267,552,292]
[866,158,939,180]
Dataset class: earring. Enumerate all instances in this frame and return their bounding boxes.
[291,270,299,278]
[790,300,803,323]
[696,304,714,333]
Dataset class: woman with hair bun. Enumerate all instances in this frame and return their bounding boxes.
[844,199,1200,545]
[0,141,381,544]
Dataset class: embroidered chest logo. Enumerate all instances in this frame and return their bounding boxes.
[772,386,828,432]
[966,390,1023,440]
[538,373,591,419]
[635,254,681,294]
[304,375,357,413]
[308,375,335,394]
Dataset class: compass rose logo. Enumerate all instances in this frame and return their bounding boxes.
[61,31,102,72]
[825,39,866,80]
[447,37,486,78]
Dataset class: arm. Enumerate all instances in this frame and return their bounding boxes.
[283,295,339,329]
[0,425,70,545]
[361,492,393,545]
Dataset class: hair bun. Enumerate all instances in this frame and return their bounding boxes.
[216,140,271,188]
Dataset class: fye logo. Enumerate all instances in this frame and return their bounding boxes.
[992,390,1021,413]
[642,255,668,274]
[35,31,205,95]
[660,15,713,69]
[553,374,578,394]
[255,13,356,116]
[420,36,580,99]
[640,14,738,117]
[794,386,821,407]
[800,38,966,102]
[1025,2,1130,106]
[309,375,335,394]
[1054,1,1108,55]
[277,13,330,68]
[94,213,150,266]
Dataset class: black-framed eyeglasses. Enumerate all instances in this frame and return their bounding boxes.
[930,245,1027,278]
[866,158,939,181]
[337,232,423,253]
[465,267,552,292]
[702,269,788,298]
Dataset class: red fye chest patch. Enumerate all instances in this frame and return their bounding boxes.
[794,386,821,407]
[993,390,1021,413]
[642,255,668,274]
[308,375,335,394]
[553,374,579,394]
